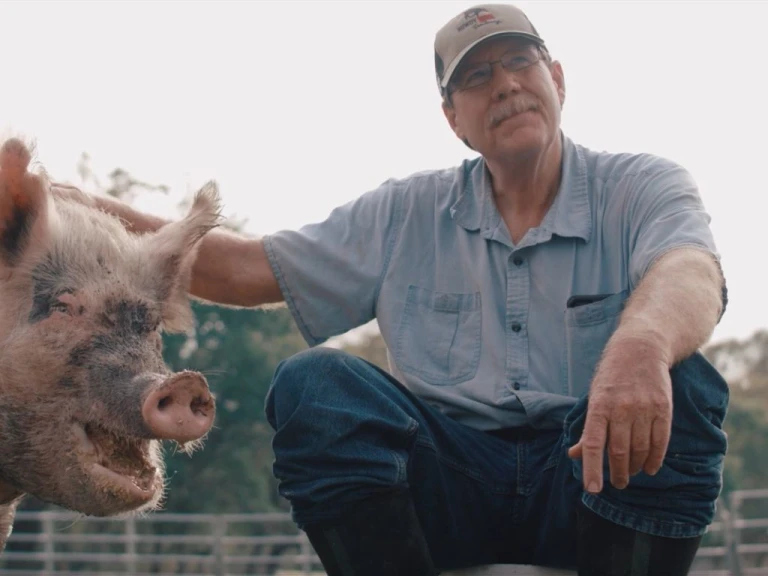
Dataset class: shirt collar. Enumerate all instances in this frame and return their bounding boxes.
[450,133,592,244]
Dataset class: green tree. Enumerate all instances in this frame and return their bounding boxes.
[161,302,306,513]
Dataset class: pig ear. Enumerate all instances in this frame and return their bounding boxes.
[146,181,222,332]
[0,138,51,267]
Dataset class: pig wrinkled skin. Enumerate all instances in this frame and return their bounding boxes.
[0,137,219,551]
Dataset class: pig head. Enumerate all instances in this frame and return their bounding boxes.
[0,138,219,548]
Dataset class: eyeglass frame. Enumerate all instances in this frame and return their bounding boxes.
[446,42,549,97]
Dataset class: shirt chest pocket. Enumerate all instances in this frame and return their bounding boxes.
[394,286,482,386]
[564,290,629,398]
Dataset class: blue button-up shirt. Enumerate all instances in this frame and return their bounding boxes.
[264,133,722,430]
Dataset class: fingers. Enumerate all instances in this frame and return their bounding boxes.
[569,347,674,494]
[577,412,609,494]
[644,416,671,475]
[570,413,670,494]
[607,421,631,489]
[567,442,582,460]
[628,419,651,476]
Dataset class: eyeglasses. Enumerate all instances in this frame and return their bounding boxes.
[450,44,544,93]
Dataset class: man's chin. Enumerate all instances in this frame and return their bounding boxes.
[489,132,547,160]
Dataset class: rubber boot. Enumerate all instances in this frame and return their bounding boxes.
[303,489,439,576]
[577,503,703,576]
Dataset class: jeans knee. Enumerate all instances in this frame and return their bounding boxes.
[265,347,352,429]
[670,352,729,430]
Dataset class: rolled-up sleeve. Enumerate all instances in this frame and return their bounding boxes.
[626,162,727,315]
[263,181,404,346]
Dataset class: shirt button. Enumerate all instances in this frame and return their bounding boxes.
[511,322,522,332]
[513,382,521,390]
[513,256,524,266]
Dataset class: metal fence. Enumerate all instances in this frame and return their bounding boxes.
[0,511,321,576]
[1,489,767,575]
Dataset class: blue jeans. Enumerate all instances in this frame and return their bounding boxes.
[264,348,728,571]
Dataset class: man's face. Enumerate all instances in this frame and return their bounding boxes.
[443,37,566,162]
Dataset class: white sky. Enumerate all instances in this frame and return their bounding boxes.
[0,1,765,346]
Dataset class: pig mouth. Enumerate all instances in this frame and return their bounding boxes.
[72,422,160,501]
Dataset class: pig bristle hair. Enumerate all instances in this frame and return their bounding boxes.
[195,181,222,216]
[0,133,36,162]
[144,181,223,333]
[0,136,51,193]
[177,436,206,456]
[0,137,222,337]
[2,176,224,339]
[0,136,50,190]
[185,181,223,246]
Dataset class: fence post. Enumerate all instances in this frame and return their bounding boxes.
[125,516,138,575]
[41,512,54,575]
[727,492,743,576]
[212,516,227,576]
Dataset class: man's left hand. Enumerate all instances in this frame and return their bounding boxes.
[567,334,673,493]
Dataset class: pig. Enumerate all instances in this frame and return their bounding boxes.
[0,137,219,551]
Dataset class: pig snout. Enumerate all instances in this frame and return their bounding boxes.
[141,371,215,443]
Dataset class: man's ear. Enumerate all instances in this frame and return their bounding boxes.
[550,60,566,107]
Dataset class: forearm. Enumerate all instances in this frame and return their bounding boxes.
[190,231,283,307]
[611,247,724,367]
[88,194,283,308]
[91,193,169,234]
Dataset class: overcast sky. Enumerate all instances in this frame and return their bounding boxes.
[0,1,764,346]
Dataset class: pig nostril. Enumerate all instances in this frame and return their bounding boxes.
[141,373,215,442]
[190,395,211,416]
[157,396,173,411]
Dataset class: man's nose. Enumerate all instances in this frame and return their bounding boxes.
[490,64,522,101]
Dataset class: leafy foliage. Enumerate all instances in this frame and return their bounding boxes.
[160,302,306,513]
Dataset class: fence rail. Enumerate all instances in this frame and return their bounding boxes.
[1,490,767,575]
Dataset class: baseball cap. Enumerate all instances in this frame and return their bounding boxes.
[434,4,546,94]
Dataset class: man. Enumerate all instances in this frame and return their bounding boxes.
[61,3,729,575]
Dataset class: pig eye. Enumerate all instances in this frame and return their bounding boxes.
[50,301,70,314]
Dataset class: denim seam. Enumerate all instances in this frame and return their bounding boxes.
[543,439,562,471]
[413,438,515,495]
[516,441,531,496]
[581,493,709,539]
[392,451,408,484]
[396,418,422,484]
[415,435,437,451]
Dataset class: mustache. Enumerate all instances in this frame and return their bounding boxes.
[488,96,539,128]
